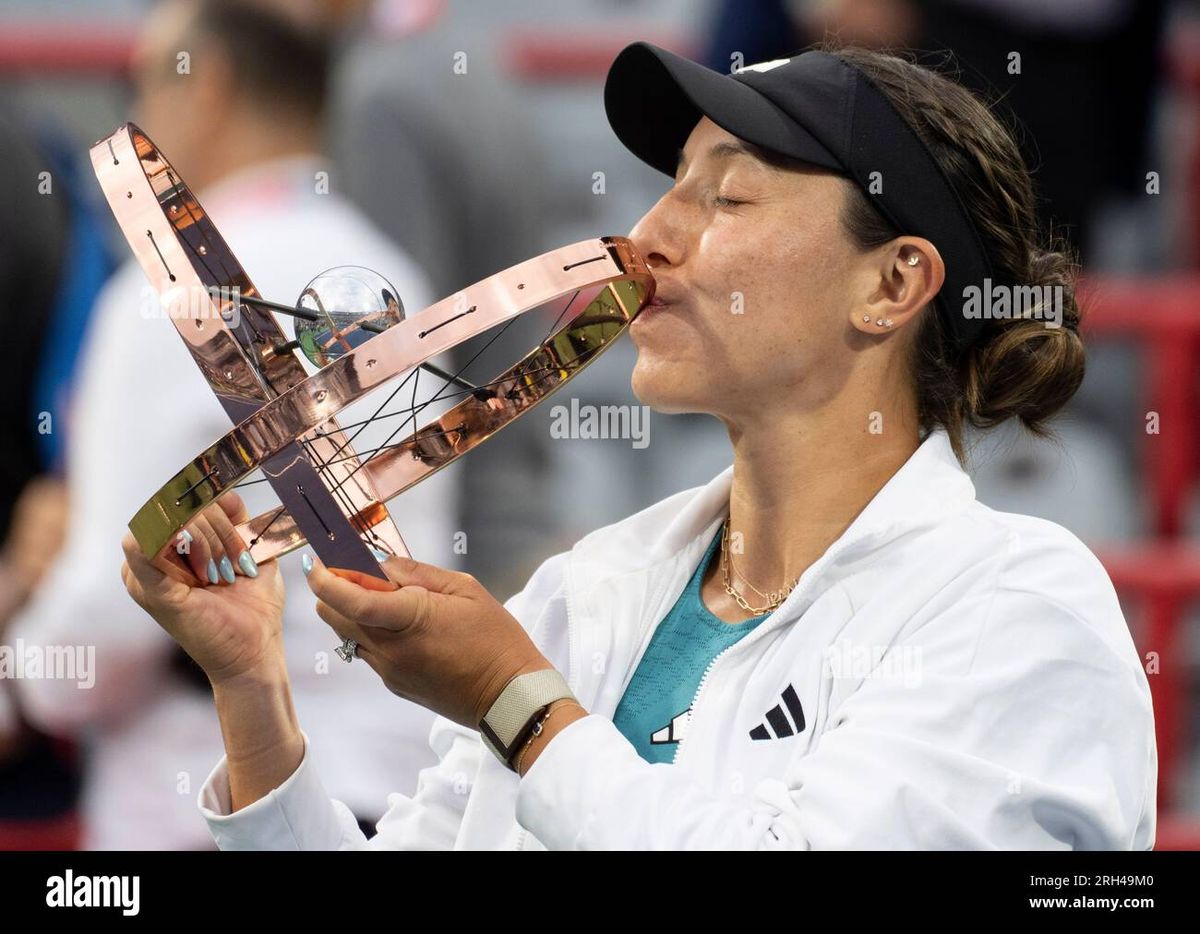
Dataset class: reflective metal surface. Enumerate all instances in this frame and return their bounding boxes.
[295,265,406,368]
[92,123,412,579]
[91,123,654,576]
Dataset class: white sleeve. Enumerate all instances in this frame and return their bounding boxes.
[196,550,572,850]
[514,585,1156,850]
[198,717,481,850]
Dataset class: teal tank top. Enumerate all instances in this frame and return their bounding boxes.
[611,525,771,763]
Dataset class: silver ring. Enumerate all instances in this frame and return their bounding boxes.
[334,639,359,663]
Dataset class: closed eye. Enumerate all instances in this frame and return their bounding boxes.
[713,195,746,208]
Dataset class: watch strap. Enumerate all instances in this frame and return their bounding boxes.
[478,668,575,769]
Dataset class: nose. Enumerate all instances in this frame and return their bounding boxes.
[628,190,683,273]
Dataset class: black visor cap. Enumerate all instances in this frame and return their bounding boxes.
[603,42,996,355]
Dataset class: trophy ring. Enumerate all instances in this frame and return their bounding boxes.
[91,123,655,583]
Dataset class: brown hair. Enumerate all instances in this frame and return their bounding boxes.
[826,43,1085,465]
[189,0,331,124]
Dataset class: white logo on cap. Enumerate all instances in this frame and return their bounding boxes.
[736,58,791,74]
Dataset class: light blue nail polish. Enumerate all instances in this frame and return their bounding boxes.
[181,529,193,544]
[206,558,219,585]
[238,550,258,579]
[219,555,236,584]
[372,547,390,562]
[301,554,313,576]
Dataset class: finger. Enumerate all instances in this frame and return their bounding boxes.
[120,555,146,607]
[376,553,474,595]
[123,532,194,596]
[198,514,239,584]
[169,523,207,584]
[203,497,256,579]
[215,489,250,526]
[328,566,399,592]
[122,533,159,589]
[315,600,367,644]
[178,517,218,584]
[314,604,427,706]
[315,603,380,667]
[307,556,432,632]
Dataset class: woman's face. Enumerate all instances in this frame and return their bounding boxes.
[627,117,879,424]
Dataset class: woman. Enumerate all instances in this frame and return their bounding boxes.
[120,41,1156,850]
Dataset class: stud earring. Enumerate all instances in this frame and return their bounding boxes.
[906,254,920,266]
[862,314,870,323]
[884,319,894,328]
[875,318,884,326]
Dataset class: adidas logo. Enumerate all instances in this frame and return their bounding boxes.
[650,708,691,745]
[749,684,805,740]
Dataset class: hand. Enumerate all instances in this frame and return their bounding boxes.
[2,475,69,590]
[0,475,70,626]
[304,554,553,728]
[120,491,286,685]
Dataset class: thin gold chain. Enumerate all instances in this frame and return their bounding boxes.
[719,518,799,615]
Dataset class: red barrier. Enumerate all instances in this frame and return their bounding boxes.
[1085,276,1200,848]
[0,22,134,74]
[0,812,81,850]
[502,29,693,82]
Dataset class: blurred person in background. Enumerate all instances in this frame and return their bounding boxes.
[8,0,455,849]
[0,112,91,849]
[215,0,561,598]
[317,0,560,598]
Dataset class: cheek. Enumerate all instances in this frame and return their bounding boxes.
[697,221,846,330]
[683,228,736,321]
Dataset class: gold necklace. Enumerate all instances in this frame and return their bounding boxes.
[719,518,800,615]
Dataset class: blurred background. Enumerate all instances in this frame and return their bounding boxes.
[0,0,1197,850]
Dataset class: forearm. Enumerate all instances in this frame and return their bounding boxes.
[210,645,305,812]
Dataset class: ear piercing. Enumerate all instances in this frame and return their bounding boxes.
[860,258,915,329]
[866,255,914,329]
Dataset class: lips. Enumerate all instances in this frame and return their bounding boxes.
[636,298,670,322]
[635,282,682,326]
[632,294,675,331]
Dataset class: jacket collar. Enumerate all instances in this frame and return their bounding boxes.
[568,427,977,592]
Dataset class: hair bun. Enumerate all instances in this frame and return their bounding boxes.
[965,241,1085,436]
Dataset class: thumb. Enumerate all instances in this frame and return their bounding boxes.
[377,552,471,595]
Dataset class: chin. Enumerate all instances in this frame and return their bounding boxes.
[630,356,708,415]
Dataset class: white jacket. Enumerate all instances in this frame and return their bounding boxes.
[197,428,1157,850]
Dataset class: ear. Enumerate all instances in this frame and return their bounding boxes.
[849,237,945,339]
